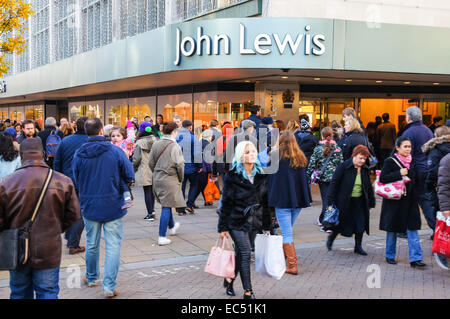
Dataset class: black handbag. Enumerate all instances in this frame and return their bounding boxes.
[0,169,53,270]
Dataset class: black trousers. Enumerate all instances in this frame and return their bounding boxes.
[229,230,253,292]
[143,185,155,215]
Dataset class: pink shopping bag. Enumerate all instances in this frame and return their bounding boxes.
[204,236,235,279]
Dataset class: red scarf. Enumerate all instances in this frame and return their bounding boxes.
[395,153,412,169]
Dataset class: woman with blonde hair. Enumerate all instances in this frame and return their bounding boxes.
[218,141,271,299]
[286,120,300,133]
[60,122,74,137]
[268,132,311,274]
[342,118,366,160]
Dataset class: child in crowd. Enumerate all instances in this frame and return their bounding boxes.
[110,126,135,209]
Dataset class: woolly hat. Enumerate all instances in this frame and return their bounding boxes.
[300,119,310,130]
[139,121,153,133]
[4,127,17,138]
[261,117,273,125]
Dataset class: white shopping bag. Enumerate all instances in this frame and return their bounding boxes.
[255,234,286,280]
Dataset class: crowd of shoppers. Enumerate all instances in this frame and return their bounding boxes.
[0,104,449,300]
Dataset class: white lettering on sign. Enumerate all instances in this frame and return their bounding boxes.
[173,24,326,66]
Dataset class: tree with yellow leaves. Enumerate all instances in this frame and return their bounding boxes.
[0,0,33,77]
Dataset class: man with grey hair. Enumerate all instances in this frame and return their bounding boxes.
[38,117,64,167]
[402,106,435,234]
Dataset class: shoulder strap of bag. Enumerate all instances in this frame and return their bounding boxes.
[390,157,404,169]
[318,149,335,174]
[29,169,53,226]
[156,141,174,162]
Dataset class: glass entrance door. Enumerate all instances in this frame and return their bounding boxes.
[299,99,354,131]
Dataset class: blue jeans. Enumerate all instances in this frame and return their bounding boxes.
[84,217,123,294]
[275,208,302,244]
[182,172,199,208]
[386,230,423,262]
[159,207,175,237]
[65,218,85,248]
[9,266,60,299]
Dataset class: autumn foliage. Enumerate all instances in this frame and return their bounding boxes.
[0,0,33,77]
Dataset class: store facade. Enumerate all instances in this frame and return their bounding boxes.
[1,12,450,131]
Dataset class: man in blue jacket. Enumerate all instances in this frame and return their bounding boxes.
[54,116,89,255]
[176,120,203,214]
[72,118,134,298]
[402,106,434,234]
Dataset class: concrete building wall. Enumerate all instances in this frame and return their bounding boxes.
[263,0,450,28]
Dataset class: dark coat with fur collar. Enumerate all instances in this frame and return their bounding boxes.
[421,135,450,191]
[218,169,271,233]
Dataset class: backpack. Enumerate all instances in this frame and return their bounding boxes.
[46,130,61,158]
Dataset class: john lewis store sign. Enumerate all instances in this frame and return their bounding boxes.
[172,19,329,67]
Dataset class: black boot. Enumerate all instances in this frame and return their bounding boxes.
[223,278,235,296]
[326,231,338,251]
[354,234,367,256]
[243,289,255,299]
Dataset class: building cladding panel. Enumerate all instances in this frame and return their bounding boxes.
[9,0,248,77]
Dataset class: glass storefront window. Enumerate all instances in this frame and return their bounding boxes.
[194,91,218,130]
[85,100,104,120]
[9,106,25,122]
[360,99,413,131]
[423,101,449,128]
[69,101,85,123]
[24,104,44,128]
[129,96,156,124]
[218,91,254,128]
[158,94,192,123]
[0,107,8,121]
[106,98,128,127]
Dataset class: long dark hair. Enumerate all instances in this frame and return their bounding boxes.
[0,133,19,162]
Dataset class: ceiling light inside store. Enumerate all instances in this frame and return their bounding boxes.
[345,79,352,82]
[433,82,440,85]
[376,80,383,83]
[403,82,411,84]
[281,76,289,79]
[244,80,251,83]
[314,78,321,80]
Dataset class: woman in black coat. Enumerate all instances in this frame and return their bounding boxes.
[379,136,426,268]
[268,132,311,275]
[218,141,271,299]
[326,145,376,255]
[342,118,367,160]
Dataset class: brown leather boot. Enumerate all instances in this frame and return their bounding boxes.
[283,243,298,275]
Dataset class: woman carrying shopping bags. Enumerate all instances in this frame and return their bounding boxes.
[326,145,376,254]
[268,132,311,275]
[218,141,272,299]
[379,136,426,268]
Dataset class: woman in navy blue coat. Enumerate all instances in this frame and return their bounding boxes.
[268,132,311,275]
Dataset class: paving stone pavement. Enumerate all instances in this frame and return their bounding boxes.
[1,184,448,299]
[0,233,448,299]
